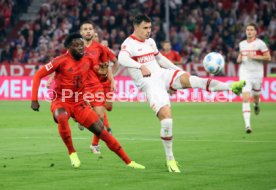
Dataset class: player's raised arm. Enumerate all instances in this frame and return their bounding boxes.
[31,59,59,111]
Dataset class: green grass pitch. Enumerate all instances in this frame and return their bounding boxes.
[0,101,275,190]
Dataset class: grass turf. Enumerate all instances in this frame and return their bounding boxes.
[0,101,275,190]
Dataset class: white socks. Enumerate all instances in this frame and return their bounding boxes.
[160,118,174,161]
[189,76,231,91]
[242,102,251,127]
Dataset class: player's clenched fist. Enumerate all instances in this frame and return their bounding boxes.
[140,65,151,77]
[31,101,40,111]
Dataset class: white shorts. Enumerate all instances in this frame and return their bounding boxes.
[239,70,263,95]
[139,69,185,114]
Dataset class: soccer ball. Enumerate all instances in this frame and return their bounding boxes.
[203,52,225,74]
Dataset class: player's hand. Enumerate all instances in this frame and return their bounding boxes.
[140,65,151,77]
[111,79,116,92]
[99,62,109,69]
[97,62,109,76]
[31,101,40,111]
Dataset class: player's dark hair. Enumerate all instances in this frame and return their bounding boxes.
[80,20,94,29]
[64,33,83,48]
[162,40,170,44]
[133,14,151,25]
[246,23,258,31]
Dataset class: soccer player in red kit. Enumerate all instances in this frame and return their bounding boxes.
[31,33,145,169]
[160,40,183,67]
[80,21,117,154]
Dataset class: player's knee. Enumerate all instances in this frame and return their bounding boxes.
[242,92,251,102]
[179,72,191,88]
[157,106,172,120]
[55,112,68,125]
[252,91,261,97]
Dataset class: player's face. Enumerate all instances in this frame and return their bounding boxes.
[245,26,257,40]
[162,42,171,51]
[135,21,152,40]
[70,38,84,60]
[80,24,94,41]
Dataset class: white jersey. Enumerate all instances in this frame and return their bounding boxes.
[120,35,162,85]
[119,35,185,114]
[239,38,269,77]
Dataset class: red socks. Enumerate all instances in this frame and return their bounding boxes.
[99,130,131,164]
[92,112,110,146]
[56,113,76,154]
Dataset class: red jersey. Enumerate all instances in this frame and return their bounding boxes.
[32,51,97,103]
[105,47,116,62]
[85,41,110,83]
[85,41,108,65]
[161,50,181,62]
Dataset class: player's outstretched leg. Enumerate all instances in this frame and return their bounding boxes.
[177,74,246,95]
[231,80,246,95]
[87,120,145,169]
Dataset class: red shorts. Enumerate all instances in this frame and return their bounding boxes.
[85,83,105,107]
[101,79,114,102]
[51,99,99,127]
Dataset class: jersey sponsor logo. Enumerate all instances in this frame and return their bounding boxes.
[138,48,142,51]
[45,62,53,71]
[132,53,155,63]
[241,50,263,56]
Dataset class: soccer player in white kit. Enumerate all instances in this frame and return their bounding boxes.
[237,23,271,134]
[118,14,245,173]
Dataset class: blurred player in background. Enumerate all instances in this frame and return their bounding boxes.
[31,33,145,169]
[80,21,120,155]
[160,40,183,69]
[237,23,271,133]
[84,30,119,154]
[118,14,246,173]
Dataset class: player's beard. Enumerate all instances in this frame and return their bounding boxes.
[84,36,93,43]
[71,51,83,60]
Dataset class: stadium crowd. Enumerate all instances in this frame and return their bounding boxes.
[0,0,275,67]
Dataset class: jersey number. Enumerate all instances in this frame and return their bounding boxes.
[73,76,82,88]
